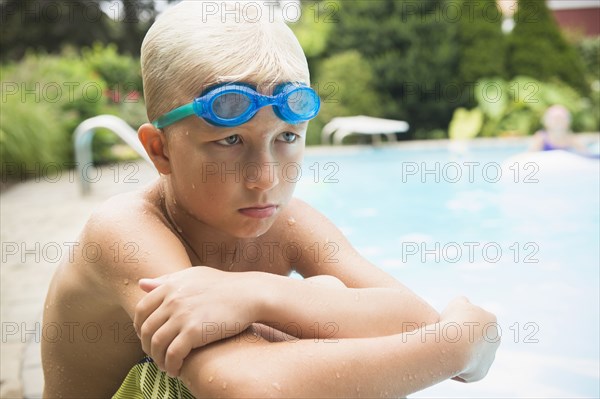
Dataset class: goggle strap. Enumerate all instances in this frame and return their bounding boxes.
[152,103,196,129]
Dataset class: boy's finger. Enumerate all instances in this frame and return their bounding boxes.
[139,307,171,356]
[139,276,166,292]
[165,334,190,378]
[134,285,168,333]
[150,321,180,370]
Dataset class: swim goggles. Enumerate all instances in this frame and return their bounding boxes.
[152,82,320,129]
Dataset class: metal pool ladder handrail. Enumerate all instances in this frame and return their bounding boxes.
[73,115,153,195]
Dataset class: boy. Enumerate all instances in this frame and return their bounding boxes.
[42,1,499,397]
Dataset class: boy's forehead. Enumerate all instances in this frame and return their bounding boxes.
[194,79,305,96]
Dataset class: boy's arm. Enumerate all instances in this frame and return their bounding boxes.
[281,198,440,323]
[179,297,499,398]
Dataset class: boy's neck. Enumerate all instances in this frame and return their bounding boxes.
[157,180,248,269]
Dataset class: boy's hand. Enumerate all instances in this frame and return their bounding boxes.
[134,267,263,377]
[440,297,500,383]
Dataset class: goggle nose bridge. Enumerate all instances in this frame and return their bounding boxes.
[255,92,283,109]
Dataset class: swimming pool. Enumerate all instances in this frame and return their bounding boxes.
[296,142,600,398]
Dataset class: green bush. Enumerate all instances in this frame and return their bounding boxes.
[308,50,385,145]
[577,36,600,86]
[457,76,599,137]
[0,90,68,180]
[1,47,149,180]
[82,42,143,94]
[507,0,589,95]
[1,50,108,166]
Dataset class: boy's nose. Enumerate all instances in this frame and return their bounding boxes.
[243,156,280,192]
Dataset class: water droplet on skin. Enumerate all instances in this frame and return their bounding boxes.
[287,217,296,226]
[355,386,360,393]
[272,382,282,391]
[185,131,189,136]
[408,374,414,381]
[335,371,340,379]
[222,381,227,389]
[192,183,196,189]
[208,376,214,383]
[123,279,129,285]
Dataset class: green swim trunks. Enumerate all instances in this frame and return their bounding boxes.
[112,357,195,399]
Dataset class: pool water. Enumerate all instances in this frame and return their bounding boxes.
[296,144,600,398]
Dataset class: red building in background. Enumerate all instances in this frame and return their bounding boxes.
[547,0,600,36]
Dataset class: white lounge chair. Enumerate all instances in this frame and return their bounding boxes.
[321,115,409,145]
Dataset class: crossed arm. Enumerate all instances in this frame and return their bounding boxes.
[98,198,498,397]
[133,268,498,398]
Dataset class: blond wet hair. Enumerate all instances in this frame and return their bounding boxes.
[141,0,310,123]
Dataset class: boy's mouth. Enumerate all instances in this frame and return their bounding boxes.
[238,204,278,219]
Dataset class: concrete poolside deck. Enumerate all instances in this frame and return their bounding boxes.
[0,160,158,398]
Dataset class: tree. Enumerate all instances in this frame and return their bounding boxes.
[455,0,506,92]
[327,0,461,136]
[0,0,177,61]
[507,0,589,94]
[0,0,113,61]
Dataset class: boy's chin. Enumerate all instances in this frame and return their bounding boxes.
[235,224,273,239]
[232,218,277,239]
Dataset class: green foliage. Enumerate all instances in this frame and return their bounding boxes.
[1,48,148,180]
[0,0,113,62]
[455,0,506,106]
[472,76,598,137]
[82,43,143,94]
[2,50,108,165]
[326,0,461,137]
[507,0,589,95]
[576,36,600,85]
[289,1,338,59]
[0,0,173,62]
[448,108,484,140]
[307,51,385,145]
[0,89,68,180]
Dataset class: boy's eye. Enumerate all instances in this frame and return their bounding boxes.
[216,134,241,146]
[277,132,298,143]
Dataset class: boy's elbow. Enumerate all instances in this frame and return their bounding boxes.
[420,304,441,326]
[181,352,282,399]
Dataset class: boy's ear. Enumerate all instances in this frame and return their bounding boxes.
[138,123,171,175]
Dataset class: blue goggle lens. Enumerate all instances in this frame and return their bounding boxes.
[286,87,319,117]
[211,92,252,120]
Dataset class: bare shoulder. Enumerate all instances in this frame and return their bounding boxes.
[270,197,403,288]
[64,184,192,312]
[269,197,334,242]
